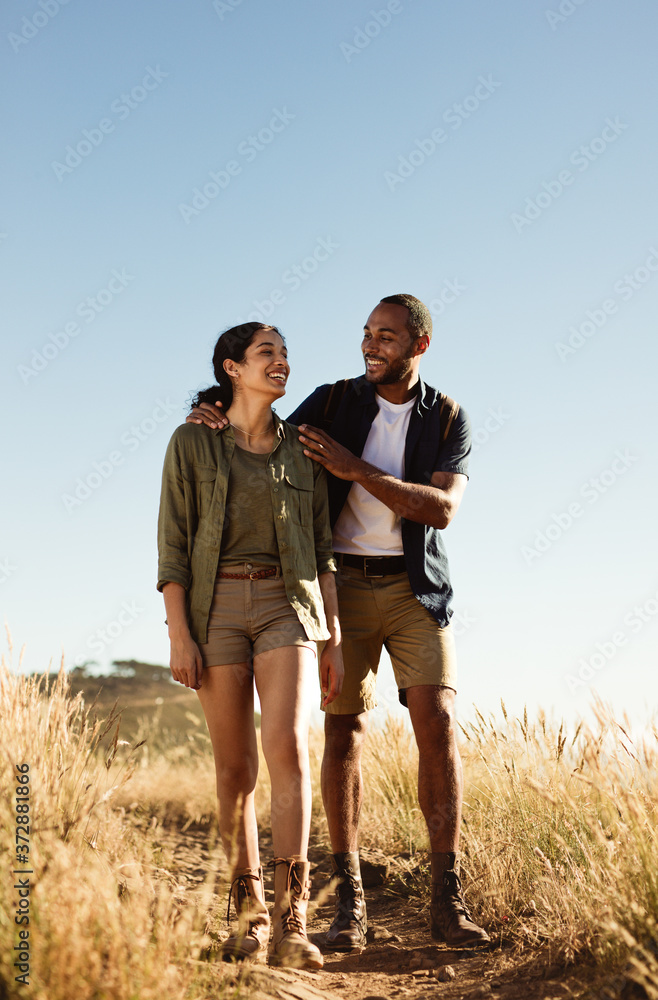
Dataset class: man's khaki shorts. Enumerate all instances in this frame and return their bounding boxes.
[198,564,316,667]
[324,564,457,715]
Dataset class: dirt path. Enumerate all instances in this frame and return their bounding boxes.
[156,828,591,1000]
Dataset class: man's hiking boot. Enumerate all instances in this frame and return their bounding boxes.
[315,851,367,953]
[430,852,490,948]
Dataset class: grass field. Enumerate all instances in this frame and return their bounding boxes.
[1,647,657,999]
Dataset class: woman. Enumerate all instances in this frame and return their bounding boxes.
[157,322,343,968]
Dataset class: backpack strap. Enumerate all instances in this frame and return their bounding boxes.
[321,378,352,431]
[439,393,459,443]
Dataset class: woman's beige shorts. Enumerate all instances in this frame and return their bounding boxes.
[197,565,316,667]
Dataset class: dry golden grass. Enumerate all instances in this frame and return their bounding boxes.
[0,641,242,1000]
[355,708,657,993]
[458,704,658,992]
[2,640,657,998]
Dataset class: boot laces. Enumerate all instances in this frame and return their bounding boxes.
[336,869,361,903]
[226,870,261,925]
[273,858,307,936]
[441,870,474,921]
[335,869,365,929]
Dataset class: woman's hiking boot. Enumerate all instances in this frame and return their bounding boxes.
[269,858,323,970]
[430,852,490,948]
[221,866,270,961]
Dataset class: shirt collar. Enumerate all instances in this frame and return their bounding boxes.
[354,374,429,411]
[273,410,286,438]
[414,377,430,412]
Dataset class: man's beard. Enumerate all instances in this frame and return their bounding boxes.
[364,352,415,385]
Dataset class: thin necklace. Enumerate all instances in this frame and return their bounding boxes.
[229,419,274,438]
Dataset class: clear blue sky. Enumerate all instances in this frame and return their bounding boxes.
[2,0,657,727]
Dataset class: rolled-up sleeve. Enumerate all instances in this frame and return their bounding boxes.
[435,406,471,478]
[157,431,192,592]
[311,462,337,576]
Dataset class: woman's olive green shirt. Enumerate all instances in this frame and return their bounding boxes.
[157,414,337,644]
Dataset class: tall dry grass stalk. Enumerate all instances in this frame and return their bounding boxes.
[0,643,243,1000]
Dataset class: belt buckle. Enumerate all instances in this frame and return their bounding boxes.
[363,557,384,578]
[249,571,260,580]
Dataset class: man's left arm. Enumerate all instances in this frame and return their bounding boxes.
[298,427,468,530]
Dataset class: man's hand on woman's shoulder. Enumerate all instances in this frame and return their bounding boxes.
[186,402,229,430]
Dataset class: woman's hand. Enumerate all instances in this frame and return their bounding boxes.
[320,637,344,708]
[317,571,343,707]
[169,632,204,690]
[162,582,202,688]
[185,401,229,430]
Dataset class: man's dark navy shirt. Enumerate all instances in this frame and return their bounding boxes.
[287,375,471,627]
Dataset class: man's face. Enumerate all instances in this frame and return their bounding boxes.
[361,303,420,385]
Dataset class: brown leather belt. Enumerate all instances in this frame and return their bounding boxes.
[217,568,279,581]
[338,553,406,578]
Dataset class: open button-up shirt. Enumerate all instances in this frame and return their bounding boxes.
[157,413,336,644]
[288,376,471,628]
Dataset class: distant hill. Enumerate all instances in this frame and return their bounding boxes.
[62,659,260,749]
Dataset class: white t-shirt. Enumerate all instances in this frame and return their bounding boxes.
[333,394,415,556]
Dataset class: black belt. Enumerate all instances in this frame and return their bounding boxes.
[338,553,406,578]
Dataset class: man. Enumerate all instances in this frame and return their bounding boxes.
[188,293,489,950]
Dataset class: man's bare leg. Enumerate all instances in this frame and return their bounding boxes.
[321,712,368,850]
[406,685,489,947]
[317,712,369,951]
[406,685,461,851]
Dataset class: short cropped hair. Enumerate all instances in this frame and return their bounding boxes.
[380,293,432,340]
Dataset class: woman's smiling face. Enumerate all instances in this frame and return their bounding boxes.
[225,327,290,398]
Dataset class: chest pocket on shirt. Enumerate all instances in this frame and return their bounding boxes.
[182,465,217,521]
[284,470,314,526]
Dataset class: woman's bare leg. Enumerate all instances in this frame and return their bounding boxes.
[196,661,260,869]
[254,646,316,859]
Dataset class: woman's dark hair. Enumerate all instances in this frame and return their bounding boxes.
[190,322,284,410]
